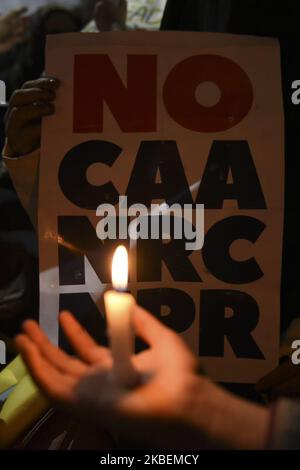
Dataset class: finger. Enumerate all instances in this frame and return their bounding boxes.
[22,77,60,91]
[6,102,54,134]
[59,311,110,365]
[8,123,42,156]
[133,305,197,369]
[10,88,56,107]
[133,305,177,346]
[15,334,76,403]
[22,320,88,377]
[132,349,155,374]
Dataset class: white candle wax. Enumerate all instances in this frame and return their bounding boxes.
[104,246,137,387]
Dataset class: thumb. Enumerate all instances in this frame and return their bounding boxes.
[132,304,175,347]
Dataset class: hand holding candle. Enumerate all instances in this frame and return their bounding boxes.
[104,245,138,387]
[15,297,270,450]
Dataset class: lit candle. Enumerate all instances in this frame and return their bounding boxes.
[104,245,138,387]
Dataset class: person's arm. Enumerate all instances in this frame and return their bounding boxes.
[15,305,271,449]
[268,399,300,450]
[2,77,59,226]
[184,379,269,449]
[3,148,39,227]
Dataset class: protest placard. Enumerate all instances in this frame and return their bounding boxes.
[39,32,284,382]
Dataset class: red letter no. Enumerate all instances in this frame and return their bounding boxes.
[74,54,157,133]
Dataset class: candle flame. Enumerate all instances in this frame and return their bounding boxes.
[112,245,128,291]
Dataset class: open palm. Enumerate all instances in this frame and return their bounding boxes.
[16,306,203,447]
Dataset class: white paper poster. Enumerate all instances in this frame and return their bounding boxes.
[39,32,284,383]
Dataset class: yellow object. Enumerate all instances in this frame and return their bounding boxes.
[0,356,49,449]
[0,355,27,395]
